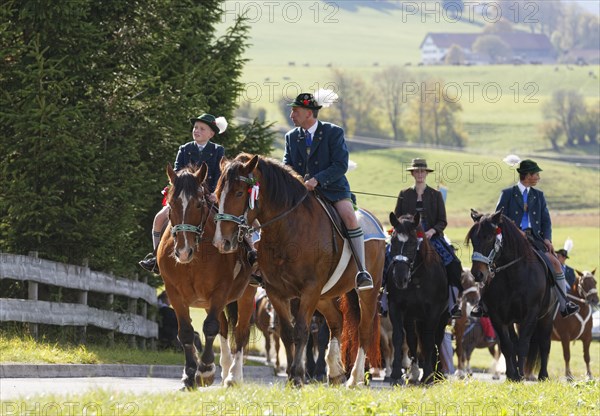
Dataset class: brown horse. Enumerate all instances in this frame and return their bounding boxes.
[213,154,385,387]
[551,269,598,380]
[254,290,281,372]
[157,164,256,389]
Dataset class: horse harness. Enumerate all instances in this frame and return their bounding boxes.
[389,229,424,281]
[214,173,308,242]
[471,222,522,278]
[170,196,216,248]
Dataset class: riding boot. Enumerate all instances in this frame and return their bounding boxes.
[554,271,579,317]
[245,234,263,288]
[448,286,462,319]
[138,230,162,274]
[348,228,374,291]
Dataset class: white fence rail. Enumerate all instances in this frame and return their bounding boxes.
[0,252,158,343]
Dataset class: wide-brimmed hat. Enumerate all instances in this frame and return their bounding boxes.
[517,159,542,174]
[556,249,569,259]
[406,158,434,172]
[189,113,228,135]
[288,93,322,110]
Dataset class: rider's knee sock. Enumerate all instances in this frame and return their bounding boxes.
[152,230,162,252]
[348,227,368,273]
[553,271,568,310]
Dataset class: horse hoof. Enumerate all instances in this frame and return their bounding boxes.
[224,376,238,388]
[328,374,346,385]
[390,378,403,387]
[196,373,215,387]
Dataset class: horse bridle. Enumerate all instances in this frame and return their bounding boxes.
[389,229,423,279]
[471,223,522,276]
[214,173,308,242]
[170,191,214,247]
[577,273,598,301]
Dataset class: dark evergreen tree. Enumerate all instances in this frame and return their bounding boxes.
[0,1,273,280]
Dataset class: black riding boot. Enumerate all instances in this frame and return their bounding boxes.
[139,252,159,274]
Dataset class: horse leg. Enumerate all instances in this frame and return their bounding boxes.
[224,286,255,387]
[405,320,421,384]
[454,313,466,378]
[534,314,553,381]
[318,298,346,385]
[419,320,438,384]
[166,289,197,390]
[496,323,518,381]
[314,321,329,382]
[217,311,232,383]
[387,301,404,385]
[274,331,281,372]
[583,336,592,380]
[561,335,573,380]
[269,297,294,380]
[197,308,220,386]
[288,299,314,387]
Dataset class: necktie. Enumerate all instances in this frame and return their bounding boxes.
[305,131,312,147]
[520,188,529,230]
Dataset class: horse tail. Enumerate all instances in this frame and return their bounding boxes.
[340,290,381,377]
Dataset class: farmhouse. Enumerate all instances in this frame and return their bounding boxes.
[420,32,556,65]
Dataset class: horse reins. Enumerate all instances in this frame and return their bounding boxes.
[170,194,215,247]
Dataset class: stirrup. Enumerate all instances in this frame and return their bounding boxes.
[356,271,373,291]
[560,301,579,318]
[249,271,263,288]
[450,304,462,319]
[138,253,159,274]
[470,303,488,318]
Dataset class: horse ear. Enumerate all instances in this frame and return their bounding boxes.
[592,268,597,276]
[576,269,583,277]
[195,162,208,184]
[470,209,483,222]
[389,212,399,228]
[219,155,228,172]
[244,155,259,173]
[413,211,421,226]
[491,209,503,224]
[167,163,176,185]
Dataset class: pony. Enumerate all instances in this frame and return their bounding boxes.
[453,268,483,378]
[550,269,598,380]
[156,164,256,389]
[466,209,555,381]
[213,154,385,387]
[459,318,502,379]
[386,212,449,385]
[254,290,281,373]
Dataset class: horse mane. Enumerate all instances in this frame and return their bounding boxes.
[168,165,207,201]
[224,153,308,210]
[465,213,535,261]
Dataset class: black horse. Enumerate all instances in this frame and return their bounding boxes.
[466,209,556,381]
[386,212,448,385]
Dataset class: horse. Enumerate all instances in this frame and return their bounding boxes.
[386,212,449,385]
[213,153,385,387]
[254,289,281,373]
[305,310,329,382]
[551,269,598,380]
[466,209,556,381]
[156,164,256,389]
[459,318,502,379]
[453,268,482,378]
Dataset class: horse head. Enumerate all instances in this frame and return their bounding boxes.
[467,208,505,284]
[575,269,599,307]
[213,153,259,253]
[460,268,480,305]
[387,212,422,290]
[166,163,209,263]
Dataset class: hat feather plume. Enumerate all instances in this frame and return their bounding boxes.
[503,154,521,167]
[215,117,228,134]
[563,238,573,252]
[313,88,338,108]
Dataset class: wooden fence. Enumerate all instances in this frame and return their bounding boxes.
[0,252,158,347]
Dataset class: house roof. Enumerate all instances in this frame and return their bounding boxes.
[421,32,554,51]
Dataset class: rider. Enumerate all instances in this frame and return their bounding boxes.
[394,158,464,319]
[138,113,226,274]
[281,91,373,291]
[556,248,576,293]
[471,159,579,318]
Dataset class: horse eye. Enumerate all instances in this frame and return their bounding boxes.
[235,191,244,197]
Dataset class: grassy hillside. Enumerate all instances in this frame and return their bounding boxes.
[226,0,600,154]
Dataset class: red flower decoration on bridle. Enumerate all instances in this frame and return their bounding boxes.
[416,231,425,239]
[496,227,502,235]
